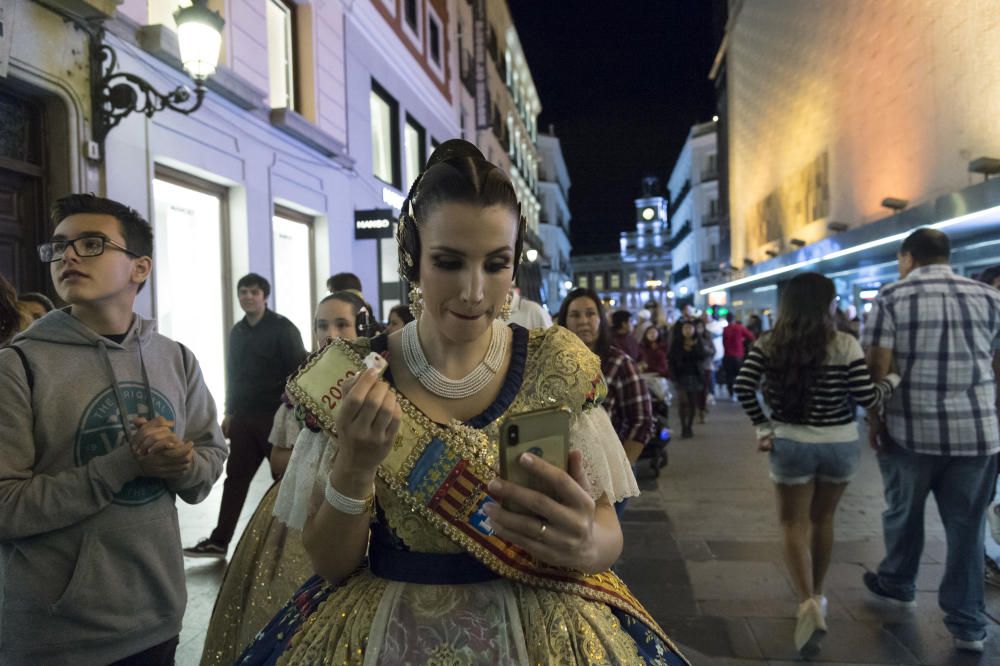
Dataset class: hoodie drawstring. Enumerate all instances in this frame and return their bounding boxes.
[96,331,157,442]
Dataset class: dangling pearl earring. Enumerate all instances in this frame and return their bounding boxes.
[408,285,424,319]
[500,290,513,320]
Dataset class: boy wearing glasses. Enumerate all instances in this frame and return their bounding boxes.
[0,194,227,665]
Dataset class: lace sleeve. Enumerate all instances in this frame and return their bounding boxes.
[570,407,639,503]
[267,404,302,449]
[272,428,339,530]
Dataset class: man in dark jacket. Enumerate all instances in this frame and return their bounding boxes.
[184,273,306,558]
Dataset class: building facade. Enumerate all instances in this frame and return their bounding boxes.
[705,0,1000,317]
[454,0,545,299]
[535,130,572,313]
[572,178,672,314]
[667,121,721,307]
[1,0,459,412]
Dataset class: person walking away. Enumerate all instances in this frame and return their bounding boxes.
[863,228,1000,655]
[734,272,898,657]
[610,309,640,361]
[185,272,307,558]
[0,194,226,665]
[694,318,715,423]
[667,319,706,439]
[722,313,755,400]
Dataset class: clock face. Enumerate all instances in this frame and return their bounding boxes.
[641,207,655,221]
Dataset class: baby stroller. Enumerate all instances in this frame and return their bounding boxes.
[638,374,672,477]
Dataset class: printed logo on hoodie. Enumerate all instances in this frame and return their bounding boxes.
[76,383,176,505]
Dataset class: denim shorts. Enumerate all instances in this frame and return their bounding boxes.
[768,437,860,485]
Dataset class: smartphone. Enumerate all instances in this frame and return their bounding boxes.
[499,406,571,511]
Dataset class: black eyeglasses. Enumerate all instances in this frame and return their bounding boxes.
[37,235,140,263]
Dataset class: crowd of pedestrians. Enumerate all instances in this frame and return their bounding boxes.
[1,176,999,664]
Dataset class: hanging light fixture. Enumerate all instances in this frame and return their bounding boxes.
[92,0,225,151]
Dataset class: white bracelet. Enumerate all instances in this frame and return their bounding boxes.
[324,478,374,515]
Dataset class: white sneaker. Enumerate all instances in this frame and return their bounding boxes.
[988,503,1000,545]
[813,594,828,619]
[954,637,985,653]
[795,598,827,658]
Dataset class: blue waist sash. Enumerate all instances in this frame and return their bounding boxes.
[368,522,500,585]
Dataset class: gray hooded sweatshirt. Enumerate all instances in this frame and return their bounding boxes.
[0,310,227,664]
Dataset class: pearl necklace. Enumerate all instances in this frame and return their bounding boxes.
[401,319,509,399]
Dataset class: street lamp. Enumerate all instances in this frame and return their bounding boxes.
[525,248,539,262]
[92,0,225,150]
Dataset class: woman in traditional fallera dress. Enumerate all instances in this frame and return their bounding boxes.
[238,140,689,665]
[200,292,376,665]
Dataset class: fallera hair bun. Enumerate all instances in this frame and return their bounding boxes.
[426,139,486,169]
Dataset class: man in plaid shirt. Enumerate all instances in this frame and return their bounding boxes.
[863,228,1000,654]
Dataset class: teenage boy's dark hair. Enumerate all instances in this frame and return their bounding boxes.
[237,273,271,299]
[900,228,950,264]
[327,272,362,293]
[51,194,154,292]
[611,310,632,330]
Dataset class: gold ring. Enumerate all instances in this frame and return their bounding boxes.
[537,521,547,540]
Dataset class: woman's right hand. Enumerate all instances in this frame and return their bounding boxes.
[334,367,402,474]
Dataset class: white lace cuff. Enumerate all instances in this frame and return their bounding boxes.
[273,428,339,530]
[570,408,640,503]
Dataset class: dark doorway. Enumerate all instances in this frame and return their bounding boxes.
[0,88,47,294]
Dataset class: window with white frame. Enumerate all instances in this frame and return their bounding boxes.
[371,82,400,187]
[402,0,421,48]
[610,272,621,289]
[266,0,296,109]
[404,116,426,192]
[427,4,444,79]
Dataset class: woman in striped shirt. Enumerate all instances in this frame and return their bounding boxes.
[734,272,899,658]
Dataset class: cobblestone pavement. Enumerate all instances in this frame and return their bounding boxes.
[177,398,1000,665]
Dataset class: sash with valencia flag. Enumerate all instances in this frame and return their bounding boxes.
[286,337,688,663]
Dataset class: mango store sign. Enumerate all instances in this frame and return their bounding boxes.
[0,0,16,78]
[354,209,395,240]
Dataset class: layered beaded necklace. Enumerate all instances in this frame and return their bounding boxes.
[401,319,509,400]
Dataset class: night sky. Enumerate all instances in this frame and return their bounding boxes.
[507,1,722,256]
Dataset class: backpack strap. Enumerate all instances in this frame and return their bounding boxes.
[5,345,33,392]
[177,341,191,378]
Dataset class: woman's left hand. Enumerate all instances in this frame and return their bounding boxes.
[483,450,600,571]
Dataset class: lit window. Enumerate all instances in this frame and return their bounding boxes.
[628,272,638,288]
[404,116,426,192]
[153,174,228,416]
[266,0,296,110]
[594,274,605,290]
[370,82,400,187]
[610,273,621,289]
[272,208,314,347]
